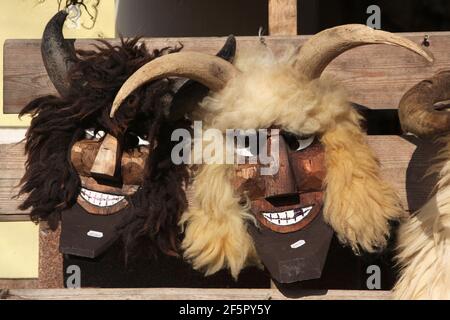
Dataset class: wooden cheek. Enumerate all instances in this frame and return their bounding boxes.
[289,143,326,192]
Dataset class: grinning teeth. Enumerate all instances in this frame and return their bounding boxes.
[80,188,125,208]
[302,206,313,215]
[262,206,314,226]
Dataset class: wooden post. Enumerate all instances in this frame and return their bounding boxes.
[268,0,298,35]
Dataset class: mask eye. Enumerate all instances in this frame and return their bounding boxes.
[85,129,105,141]
[294,136,315,151]
[236,146,255,157]
[235,132,260,157]
[124,131,150,148]
[283,131,315,151]
[137,136,150,146]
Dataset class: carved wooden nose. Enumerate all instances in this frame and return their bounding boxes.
[263,133,296,198]
[90,134,121,180]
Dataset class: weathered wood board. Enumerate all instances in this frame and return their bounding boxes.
[0,279,38,290]
[269,0,297,35]
[3,33,449,114]
[0,135,440,221]
[0,288,391,300]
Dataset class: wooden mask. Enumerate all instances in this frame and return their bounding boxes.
[70,134,147,215]
[233,130,333,283]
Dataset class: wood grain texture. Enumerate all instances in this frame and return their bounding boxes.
[0,288,391,300]
[4,33,449,114]
[0,135,441,221]
[0,142,27,220]
[269,0,297,35]
[0,279,38,290]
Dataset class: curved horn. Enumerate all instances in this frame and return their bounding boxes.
[110,52,239,117]
[294,24,433,80]
[42,10,78,97]
[399,71,450,137]
[169,35,237,120]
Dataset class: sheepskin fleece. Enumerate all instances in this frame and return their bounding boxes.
[180,44,404,277]
[394,137,450,299]
[180,164,259,279]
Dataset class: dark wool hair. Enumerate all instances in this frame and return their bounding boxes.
[18,38,189,258]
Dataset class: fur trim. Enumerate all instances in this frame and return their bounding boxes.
[180,164,258,279]
[321,113,405,253]
[393,137,450,299]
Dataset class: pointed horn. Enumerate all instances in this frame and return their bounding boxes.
[41,10,78,97]
[110,52,239,117]
[216,34,237,62]
[399,71,450,138]
[169,35,237,120]
[294,24,433,80]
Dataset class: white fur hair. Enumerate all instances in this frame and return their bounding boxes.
[394,137,450,299]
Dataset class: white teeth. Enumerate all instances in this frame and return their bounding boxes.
[302,206,313,214]
[262,206,314,226]
[80,188,125,207]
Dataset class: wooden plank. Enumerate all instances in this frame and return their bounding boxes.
[0,279,38,290]
[0,288,391,300]
[0,142,26,220]
[269,0,297,35]
[0,135,440,221]
[3,33,449,114]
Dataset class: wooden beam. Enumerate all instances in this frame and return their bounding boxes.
[269,0,298,35]
[0,288,391,300]
[0,279,38,290]
[0,135,440,221]
[3,33,447,114]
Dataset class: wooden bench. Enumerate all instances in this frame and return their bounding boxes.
[1,0,449,299]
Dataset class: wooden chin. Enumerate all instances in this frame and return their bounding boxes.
[251,192,323,233]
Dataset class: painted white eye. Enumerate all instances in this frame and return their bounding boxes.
[137,136,150,146]
[236,147,255,157]
[84,129,105,141]
[95,130,106,140]
[235,131,259,157]
[295,136,315,151]
[84,129,95,140]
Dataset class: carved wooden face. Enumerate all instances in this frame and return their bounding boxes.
[71,130,150,215]
[234,130,326,232]
[233,130,332,283]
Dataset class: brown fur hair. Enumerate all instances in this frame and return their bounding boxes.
[18,38,189,258]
